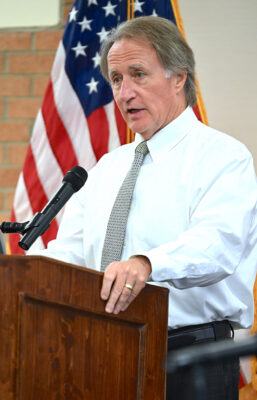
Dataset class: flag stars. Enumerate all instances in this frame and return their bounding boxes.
[134,0,144,13]
[69,7,78,22]
[97,27,110,43]
[86,77,99,94]
[88,0,98,6]
[78,16,93,32]
[102,1,117,17]
[152,9,158,17]
[72,41,87,57]
[92,51,101,68]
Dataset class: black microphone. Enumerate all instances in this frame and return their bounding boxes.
[1,221,29,234]
[0,166,88,251]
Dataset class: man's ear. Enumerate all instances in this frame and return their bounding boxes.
[175,72,187,92]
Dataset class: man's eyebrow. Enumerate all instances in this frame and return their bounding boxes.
[128,64,145,71]
[108,69,121,81]
[108,63,146,79]
[109,68,119,76]
[109,64,145,74]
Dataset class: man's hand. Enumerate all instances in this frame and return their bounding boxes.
[100,256,152,314]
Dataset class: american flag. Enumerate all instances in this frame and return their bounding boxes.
[9,0,207,254]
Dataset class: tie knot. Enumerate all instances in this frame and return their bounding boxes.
[135,141,149,156]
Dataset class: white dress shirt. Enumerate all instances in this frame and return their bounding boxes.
[29,107,257,329]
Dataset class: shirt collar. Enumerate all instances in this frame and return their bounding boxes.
[134,107,198,163]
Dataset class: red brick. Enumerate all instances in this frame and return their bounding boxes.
[35,31,63,51]
[0,192,3,209]
[0,168,21,187]
[7,143,28,165]
[0,212,12,225]
[0,122,30,141]
[33,76,49,96]
[0,76,31,96]
[0,99,3,118]
[63,4,73,26]
[0,145,3,164]
[9,53,55,74]
[5,190,15,210]
[8,98,42,119]
[0,33,31,51]
[0,54,3,73]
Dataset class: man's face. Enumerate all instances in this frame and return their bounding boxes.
[107,38,187,140]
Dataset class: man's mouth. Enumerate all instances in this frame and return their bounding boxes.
[127,108,143,114]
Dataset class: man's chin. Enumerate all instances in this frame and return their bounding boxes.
[137,129,155,140]
[123,115,156,139]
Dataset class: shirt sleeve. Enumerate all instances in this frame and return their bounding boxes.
[145,150,257,289]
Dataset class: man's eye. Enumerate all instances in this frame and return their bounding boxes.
[135,72,145,78]
[111,76,121,85]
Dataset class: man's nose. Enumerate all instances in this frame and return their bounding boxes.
[118,78,135,102]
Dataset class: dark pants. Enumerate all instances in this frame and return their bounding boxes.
[166,321,240,400]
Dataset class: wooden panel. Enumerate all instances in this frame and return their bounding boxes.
[17,293,146,399]
[0,255,169,399]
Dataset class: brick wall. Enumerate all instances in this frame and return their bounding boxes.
[0,1,73,228]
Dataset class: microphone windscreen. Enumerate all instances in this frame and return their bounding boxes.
[63,166,88,192]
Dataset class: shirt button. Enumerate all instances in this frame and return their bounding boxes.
[161,273,165,278]
[191,266,195,271]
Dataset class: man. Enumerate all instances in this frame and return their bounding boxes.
[30,16,257,399]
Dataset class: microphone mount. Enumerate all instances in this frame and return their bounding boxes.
[0,165,88,251]
[0,221,29,235]
[0,213,51,251]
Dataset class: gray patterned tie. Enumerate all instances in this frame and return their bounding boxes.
[101,141,149,271]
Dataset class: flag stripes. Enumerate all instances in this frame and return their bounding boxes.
[9,0,206,254]
[41,80,79,174]
[87,107,110,161]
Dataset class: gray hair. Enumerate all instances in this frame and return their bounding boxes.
[100,16,197,107]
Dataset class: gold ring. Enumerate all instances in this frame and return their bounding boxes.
[125,283,133,291]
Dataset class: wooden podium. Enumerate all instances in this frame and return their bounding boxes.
[0,255,169,399]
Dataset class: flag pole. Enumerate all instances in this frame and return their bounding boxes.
[170,0,208,125]
[126,0,135,144]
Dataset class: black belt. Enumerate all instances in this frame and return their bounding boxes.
[168,320,233,351]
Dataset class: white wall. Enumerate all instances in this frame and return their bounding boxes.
[179,0,257,170]
[0,0,60,28]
